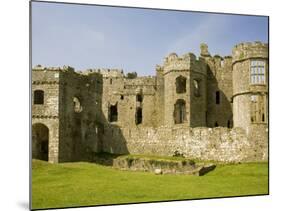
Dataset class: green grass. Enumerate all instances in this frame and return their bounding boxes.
[32,159,268,210]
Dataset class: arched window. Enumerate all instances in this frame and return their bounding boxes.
[174,99,186,124]
[176,76,186,94]
[73,97,83,113]
[34,90,44,104]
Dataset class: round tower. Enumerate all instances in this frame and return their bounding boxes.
[232,41,268,134]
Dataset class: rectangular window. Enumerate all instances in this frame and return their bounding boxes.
[250,60,266,84]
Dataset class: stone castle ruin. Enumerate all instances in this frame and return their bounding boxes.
[32,42,268,163]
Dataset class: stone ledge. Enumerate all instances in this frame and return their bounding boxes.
[32,115,58,119]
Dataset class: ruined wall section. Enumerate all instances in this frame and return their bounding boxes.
[123,76,158,127]
[155,65,165,126]
[32,66,61,163]
[102,125,266,162]
[96,69,126,126]
[58,68,103,161]
[200,44,233,128]
[189,57,208,127]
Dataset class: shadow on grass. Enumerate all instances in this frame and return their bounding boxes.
[91,152,125,166]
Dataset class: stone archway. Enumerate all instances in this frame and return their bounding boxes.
[32,123,49,161]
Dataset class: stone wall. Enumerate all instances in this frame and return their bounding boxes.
[31,41,269,163]
[190,60,208,127]
[32,67,61,163]
[203,54,233,128]
[59,69,103,162]
[102,125,267,162]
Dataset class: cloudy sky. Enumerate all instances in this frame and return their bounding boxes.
[32,1,268,76]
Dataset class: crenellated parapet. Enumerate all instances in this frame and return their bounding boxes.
[32,65,75,72]
[162,53,191,74]
[82,68,125,78]
[232,41,268,64]
[32,65,104,87]
[162,52,206,76]
[123,76,157,95]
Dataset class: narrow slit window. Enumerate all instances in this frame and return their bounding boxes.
[136,94,143,102]
[135,108,142,125]
[216,91,220,104]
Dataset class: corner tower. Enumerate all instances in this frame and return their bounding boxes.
[232,42,268,134]
[162,52,207,126]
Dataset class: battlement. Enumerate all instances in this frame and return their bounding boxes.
[162,52,199,74]
[232,41,268,63]
[124,76,156,86]
[32,65,75,72]
[82,68,125,78]
[233,41,268,50]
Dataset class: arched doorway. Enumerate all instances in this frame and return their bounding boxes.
[32,123,49,161]
[174,99,186,124]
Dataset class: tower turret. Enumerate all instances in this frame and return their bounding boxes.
[162,52,207,126]
[232,41,268,134]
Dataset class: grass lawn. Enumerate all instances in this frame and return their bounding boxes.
[32,159,268,210]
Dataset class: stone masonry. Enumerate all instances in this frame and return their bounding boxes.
[31,42,268,163]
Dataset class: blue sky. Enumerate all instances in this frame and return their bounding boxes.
[32,2,268,76]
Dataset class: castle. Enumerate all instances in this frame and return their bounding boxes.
[32,42,268,163]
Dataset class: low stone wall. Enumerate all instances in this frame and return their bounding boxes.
[112,157,216,175]
[102,125,268,162]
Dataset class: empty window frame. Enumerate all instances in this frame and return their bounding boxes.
[176,76,187,94]
[109,104,118,122]
[193,79,200,97]
[34,90,44,104]
[73,97,83,113]
[250,60,266,84]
